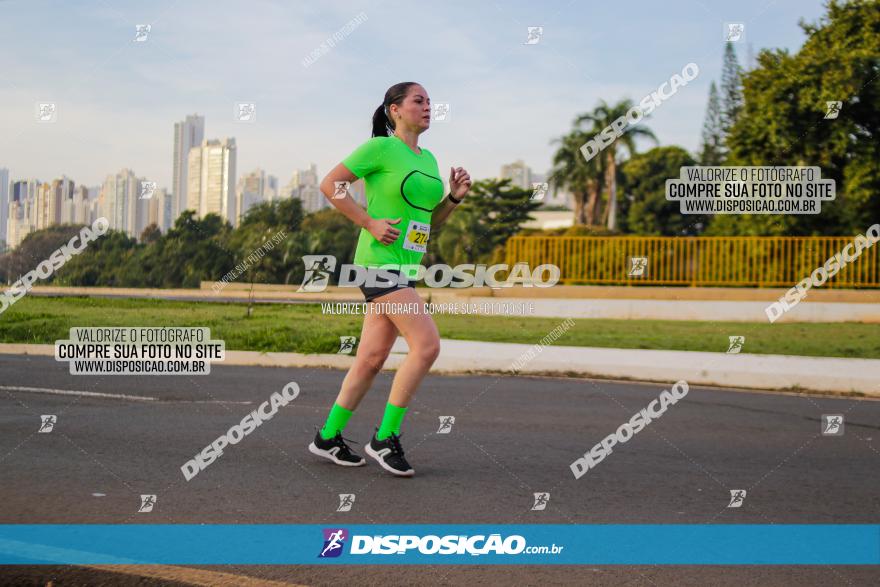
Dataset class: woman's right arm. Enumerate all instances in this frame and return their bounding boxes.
[320,163,401,246]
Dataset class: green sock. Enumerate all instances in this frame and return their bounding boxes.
[320,403,354,440]
[376,402,408,440]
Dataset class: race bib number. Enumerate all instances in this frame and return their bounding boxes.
[402,220,430,253]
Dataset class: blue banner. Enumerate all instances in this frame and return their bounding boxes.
[0,525,877,565]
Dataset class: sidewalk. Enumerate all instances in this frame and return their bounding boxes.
[25,284,880,322]
[3,338,877,397]
[31,282,880,303]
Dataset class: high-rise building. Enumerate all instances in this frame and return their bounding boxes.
[49,176,75,226]
[236,168,277,223]
[34,182,53,230]
[500,159,532,190]
[101,169,144,238]
[156,188,173,232]
[283,164,326,213]
[87,187,101,226]
[283,164,318,197]
[145,187,166,234]
[0,168,9,247]
[266,174,278,201]
[172,114,205,225]
[187,138,236,224]
[134,181,153,238]
[290,164,318,190]
[6,179,40,249]
[296,184,326,213]
[5,200,24,250]
[72,185,91,225]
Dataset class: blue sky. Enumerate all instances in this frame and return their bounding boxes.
[0,0,828,190]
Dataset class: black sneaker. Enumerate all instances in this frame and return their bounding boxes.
[365,428,414,477]
[308,429,366,466]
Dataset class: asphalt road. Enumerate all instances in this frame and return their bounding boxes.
[1,353,878,586]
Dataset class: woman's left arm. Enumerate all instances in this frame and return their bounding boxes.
[432,166,472,227]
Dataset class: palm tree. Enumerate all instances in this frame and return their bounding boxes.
[549,128,605,225]
[575,100,657,230]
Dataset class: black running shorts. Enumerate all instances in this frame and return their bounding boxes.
[358,269,414,302]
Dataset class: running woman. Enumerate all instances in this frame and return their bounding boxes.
[308,82,472,476]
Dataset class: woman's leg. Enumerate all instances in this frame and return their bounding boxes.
[361,286,438,476]
[381,288,440,407]
[335,309,399,410]
[371,287,440,438]
[310,306,401,465]
[316,309,397,441]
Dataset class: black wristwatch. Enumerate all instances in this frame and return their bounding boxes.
[448,193,462,205]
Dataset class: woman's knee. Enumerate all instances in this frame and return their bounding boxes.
[413,336,441,364]
[356,349,390,374]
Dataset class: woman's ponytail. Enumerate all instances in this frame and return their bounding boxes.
[371,104,393,138]
[370,81,419,138]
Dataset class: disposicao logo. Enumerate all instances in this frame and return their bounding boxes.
[319,528,348,558]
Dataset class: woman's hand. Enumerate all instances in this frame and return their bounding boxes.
[366,217,401,245]
[449,166,472,200]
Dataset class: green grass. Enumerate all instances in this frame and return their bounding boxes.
[1,296,878,359]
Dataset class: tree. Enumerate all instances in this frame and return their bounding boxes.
[3,225,84,285]
[720,42,744,144]
[549,127,605,225]
[140,211,234,288]
[54,229,140,287]
[140,223,162,244]
[699,81,724,165]
[710,0,880,236]
[433,209,490,267]
[619,146,706,235]
[575,100,657,231]
[432,178,541,266]
[229,198,309,285]
[297,208,359,284]
[238,197,305,235]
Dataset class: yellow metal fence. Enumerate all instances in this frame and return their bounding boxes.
[505,236,880,287]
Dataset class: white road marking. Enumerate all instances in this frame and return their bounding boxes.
[0,385,251,404]
[0,385,157,401]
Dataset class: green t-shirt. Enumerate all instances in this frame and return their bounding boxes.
[342,135,445,280]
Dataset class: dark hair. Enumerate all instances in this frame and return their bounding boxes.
[371,82,419,138]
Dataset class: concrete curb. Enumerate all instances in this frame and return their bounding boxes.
[395,339,880,397]
[4,340,878,397]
